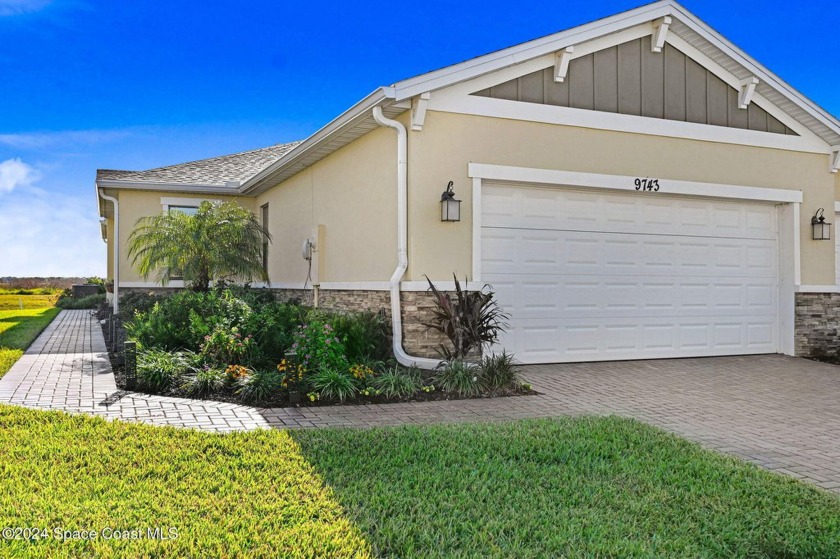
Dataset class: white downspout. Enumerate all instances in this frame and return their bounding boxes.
[98,188,119,315]
[372,106,441,370]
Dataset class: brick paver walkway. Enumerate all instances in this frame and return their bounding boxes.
[0,311,269,432]
[2,310,839,492]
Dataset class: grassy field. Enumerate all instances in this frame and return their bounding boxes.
[0,293,60,311]
[295,418,840,558]
[0,307,61,376]
[0,408,837,559]
[0,405,370,558]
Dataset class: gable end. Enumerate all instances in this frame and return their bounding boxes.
[472,38,796,136]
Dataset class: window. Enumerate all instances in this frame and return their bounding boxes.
[261,203,269,275]
[168,205,199,216]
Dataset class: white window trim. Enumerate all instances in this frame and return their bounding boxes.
[160,196,221,212]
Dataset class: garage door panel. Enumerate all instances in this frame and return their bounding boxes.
[482,182,779,363]
[483,183,777,240]
[490,317,777,363]
[489,275,777,319]
[483,229,777,278]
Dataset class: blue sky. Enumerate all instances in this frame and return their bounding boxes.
[1,0,837,276]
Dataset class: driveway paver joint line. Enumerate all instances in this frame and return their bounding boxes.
[0,310,838,493]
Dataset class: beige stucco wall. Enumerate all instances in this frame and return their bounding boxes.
[114,190,255,284]
[406,110,837,285]
[255,126,397,285]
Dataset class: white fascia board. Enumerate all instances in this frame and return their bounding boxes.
[468,163,803,203]
[240,87,394,194]
[96,180,238,194]
[392,2,673,101]
[667,3,840,139]
[665,34,825,144]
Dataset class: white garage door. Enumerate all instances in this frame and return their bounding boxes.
[481,182,780,364]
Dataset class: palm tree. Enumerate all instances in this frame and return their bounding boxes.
[128,201,270,292]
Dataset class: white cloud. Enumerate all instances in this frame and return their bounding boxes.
[0,129,131,150]
[0,0,51,16]
[0,187,105,276]
[0,158,39,194]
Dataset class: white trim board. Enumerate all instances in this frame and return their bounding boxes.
[795,285,840,293]
[160,196,222,211]
[468,163,803,203]
[428,95,828,155]
[119,281,479,292]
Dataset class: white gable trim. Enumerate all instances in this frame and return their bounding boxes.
[429,94,828,154]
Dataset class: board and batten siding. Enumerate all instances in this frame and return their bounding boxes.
[473,37,795,136]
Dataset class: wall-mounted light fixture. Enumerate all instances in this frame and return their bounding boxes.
[440,181,461,222]
[811,208,831,240]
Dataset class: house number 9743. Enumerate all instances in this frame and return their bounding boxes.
[634,178,660,192]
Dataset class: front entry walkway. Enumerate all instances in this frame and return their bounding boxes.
[0,311,270,431]
[1,310,838,493]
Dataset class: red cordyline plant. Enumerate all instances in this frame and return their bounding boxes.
[424,275,509,360]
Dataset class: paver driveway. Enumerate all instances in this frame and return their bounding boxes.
[1,310,839,493]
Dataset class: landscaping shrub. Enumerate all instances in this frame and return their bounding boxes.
[435,359,484,396]
[126,289,252,351]
[56,293,105,309]
[373,365,421,399]
[478,351,519,389]
[311,367,358,402]
[328,310,391,362]
[293,320,349,373]
[244,302,305,366]
[200,325,255,365]
[137,349,196,392]
[236,368,283,404]
[182,366,225,397]
[425,275,509,359]
[118,290,168,320]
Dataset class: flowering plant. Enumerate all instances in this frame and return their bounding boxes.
[225,364,251,382]
[277,358,305,389]
[291,321,349,373]
[201,325,254,364]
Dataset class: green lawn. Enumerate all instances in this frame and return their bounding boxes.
[294,418,840,558]
[1,407,837,559]
[0,308,61,376]
[0,405,371,558]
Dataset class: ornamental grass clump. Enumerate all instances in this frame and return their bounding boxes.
[137,349,195,393]
[237,368,283,404]
[434,359,484,396]
[478,351,520,389]
[373,365,422,399]
[311,367,358,402]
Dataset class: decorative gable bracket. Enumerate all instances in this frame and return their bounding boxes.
[738,77,759,109]
[830,146,840,174]
[553,46,574,83]
[411,92,430,131]
[651,16,671,53]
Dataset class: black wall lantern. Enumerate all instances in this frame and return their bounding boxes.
[440,181,461,222]
[811,208,831,240]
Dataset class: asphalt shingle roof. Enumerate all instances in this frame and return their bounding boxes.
[96,141,301,186]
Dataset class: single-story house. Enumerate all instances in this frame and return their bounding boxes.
[96,0,840,368]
